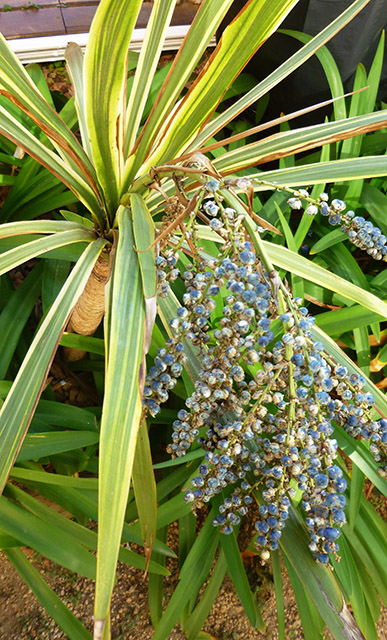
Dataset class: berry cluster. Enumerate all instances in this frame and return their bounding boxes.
[145,186,386,566]
[287,189,387,261]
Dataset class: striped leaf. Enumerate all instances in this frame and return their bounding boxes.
[193,0,370,148]
[0,34,97,185]
[84,0,143,215]
[94,207,145,638]
[122,0,235,188]
[213,110,387,174]
[0,238,106,493]
[142,0,298,169]
[124,0,176,154]
[249,155,387,186]
[263,241,387,318]
[65,43,93,162]
[0,106,104,222]
[0,229,94,276]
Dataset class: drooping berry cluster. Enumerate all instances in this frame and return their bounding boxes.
[145,185,386,567]
[287,188,387,261]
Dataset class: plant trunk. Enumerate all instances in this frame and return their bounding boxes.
[64,253,110,361]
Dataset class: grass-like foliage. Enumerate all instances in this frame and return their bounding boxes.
[0,1,386,639]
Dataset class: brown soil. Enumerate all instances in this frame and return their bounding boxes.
[0,545,307,640]
[2,515,387,640]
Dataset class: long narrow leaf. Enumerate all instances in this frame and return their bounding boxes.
[16,431,99,461]
[143,0,298,169]
[284,556,325,640]
[0,34,98,186]
[65,43,93,161]
[280,505,359,639]
[271,550,285,640]
[219,530,264,629]
[214,110,387,174]
[152,516,218,640]
[0,106,104,221]
[0,496,96,578]
[0,229,94,276]
[0,238,106,493]
[194,0,371,147]
[132,419,157,568]
[124,0,176,154]
[249,155,387,186]
[94,207,145,637]
[84,0,143,214]
[122,0,235,188]
[0,261,43,378]
[263,241,387,318]
[183,549,227,640]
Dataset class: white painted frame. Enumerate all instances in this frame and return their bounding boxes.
[7,25,216,64]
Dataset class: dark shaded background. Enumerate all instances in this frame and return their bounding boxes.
[218,0,387,120]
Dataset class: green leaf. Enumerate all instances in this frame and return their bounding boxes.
[148,525,168,627]
[0,529,22,548]
[42,258,71,314]
[315,305,385,338]
[331,533,369,637]
[35,400,99,432]
[26,63,55,109]
[0,238,106,493]
[0,106,104,220]
[144,0,298,167]
[219,530,264,629]
[310,228,346,254]
[262,241,387,318]
[0,228,94,276]
[4,483,169,576]
[348,464,365,533]
[123,0,235,187]
[250,155,387,186]
[132,419,157,565]
[59,332,105,356]
[280,505,356,639]
[353,326,370,375]
[94,207,145,634]
[183,550,227,640]
[84,0,143,215]
[284,556,325,640]
[9,467,98,489]
[281,29,345,121]
[4,548,92,640]
[152,516,218,640]
[16,431,99,461]
[0,261,43,378]
[124,0,176,154]
[0,495,96,578]
[194,0,371,147]
[214,110,387,174]
[271,550,285,640]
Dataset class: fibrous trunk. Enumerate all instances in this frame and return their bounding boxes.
[64,253,110,361]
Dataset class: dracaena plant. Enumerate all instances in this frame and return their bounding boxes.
[0,0,387,639]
